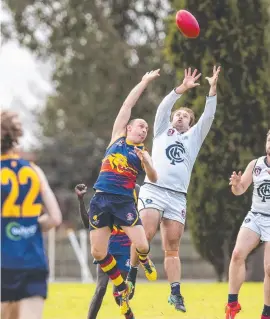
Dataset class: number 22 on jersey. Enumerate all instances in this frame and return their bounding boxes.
[1,166,42,218]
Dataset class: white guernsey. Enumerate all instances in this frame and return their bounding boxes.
[251,156,270,215]
[145,90,217,193]
[128,66,221,313]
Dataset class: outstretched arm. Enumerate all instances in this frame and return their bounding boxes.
[189,66,221,149]
[154,68,201,137]
[230,159,256,196]
[75,184,89,228]
[110,69,160,144]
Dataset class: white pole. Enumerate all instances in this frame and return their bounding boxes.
[67,229,93,283]
[79,229,88,267]
[48,228,55,282]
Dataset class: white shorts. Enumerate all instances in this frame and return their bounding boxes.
[137,183,187,224]
[241,211,270,242]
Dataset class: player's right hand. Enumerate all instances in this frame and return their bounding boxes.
[141,69,160,83]
[75,184,87,198]
[229,171,242,186]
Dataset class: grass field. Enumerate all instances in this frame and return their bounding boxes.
[44,282,262,319]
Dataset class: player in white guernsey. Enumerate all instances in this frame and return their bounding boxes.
[126,66,221,312]
[225,130,270,319]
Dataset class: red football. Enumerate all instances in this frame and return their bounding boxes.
[176,10,200,38]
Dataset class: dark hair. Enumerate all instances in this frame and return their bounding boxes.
[1,111,23,153]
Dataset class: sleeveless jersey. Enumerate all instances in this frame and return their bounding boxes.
[94,136,144,197]
[108,225,131,256]
[1,154,47,270]
[251,156,270,215]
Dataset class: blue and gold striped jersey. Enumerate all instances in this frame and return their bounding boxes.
[1,154,47,270]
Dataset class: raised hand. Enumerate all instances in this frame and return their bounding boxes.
[182,68,202,89]
[75,184,87,198]
[229,171,242,187]
[205,65,221,87]
[141,69,160,83]
[175,68,201,94]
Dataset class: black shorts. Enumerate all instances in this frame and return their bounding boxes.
[1,268,48,302]
[89,193,142,230]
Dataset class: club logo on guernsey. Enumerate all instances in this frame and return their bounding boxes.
[166,141,185,165]
[254,166,262,176]
[257,180,270,202]
[6,222,38,241]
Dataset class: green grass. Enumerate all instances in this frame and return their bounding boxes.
[44,282,262,319]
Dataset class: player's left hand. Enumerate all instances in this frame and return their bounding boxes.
[75,184,87,198]
[134,147,151,164]
[205,65,221,87]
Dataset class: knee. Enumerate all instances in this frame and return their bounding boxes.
[163,239,179,252]
[265,263,270,277]
[136,243,150,254]
[165,250,179,259]
[91,246,106,261]
[231,248,246,263]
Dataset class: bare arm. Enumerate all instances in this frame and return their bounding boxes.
[33,165,62,232]
[134,147,157,183]
[75,184,89,229]
[230,159,256,196]
[110,69,160,144]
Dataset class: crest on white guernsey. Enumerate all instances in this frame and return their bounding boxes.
[144,89,217,193]
[251,156,270,214]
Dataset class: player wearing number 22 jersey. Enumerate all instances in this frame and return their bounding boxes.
[1,111,62,319]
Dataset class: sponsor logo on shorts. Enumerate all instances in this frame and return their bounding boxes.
[6,222,38,241]
[244,218,251,223]
[92,214,100,226]
[125,258,130,267]
[146,198,153,204]
[166,141,185,165]
[181,209,186,219]
[254,166,262,176]
[167,129,175,136]
[126,213,134,221]
[257,180,270,202]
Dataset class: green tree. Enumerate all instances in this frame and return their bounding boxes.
[4,0,172,140]
[3,0,175,226]
[165,0,270,280]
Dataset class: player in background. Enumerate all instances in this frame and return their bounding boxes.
[88,70,159,317]
[75,184,140,319]
[225,130,270,319]
[1,111,62,319]
[127,66,221,312]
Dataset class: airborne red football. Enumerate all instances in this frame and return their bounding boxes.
[176,10,200,38]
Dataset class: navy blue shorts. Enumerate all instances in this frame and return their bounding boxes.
[89,193,141,230]
[1,268,48,302]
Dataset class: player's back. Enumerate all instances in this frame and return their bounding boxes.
[1,154,47,270]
